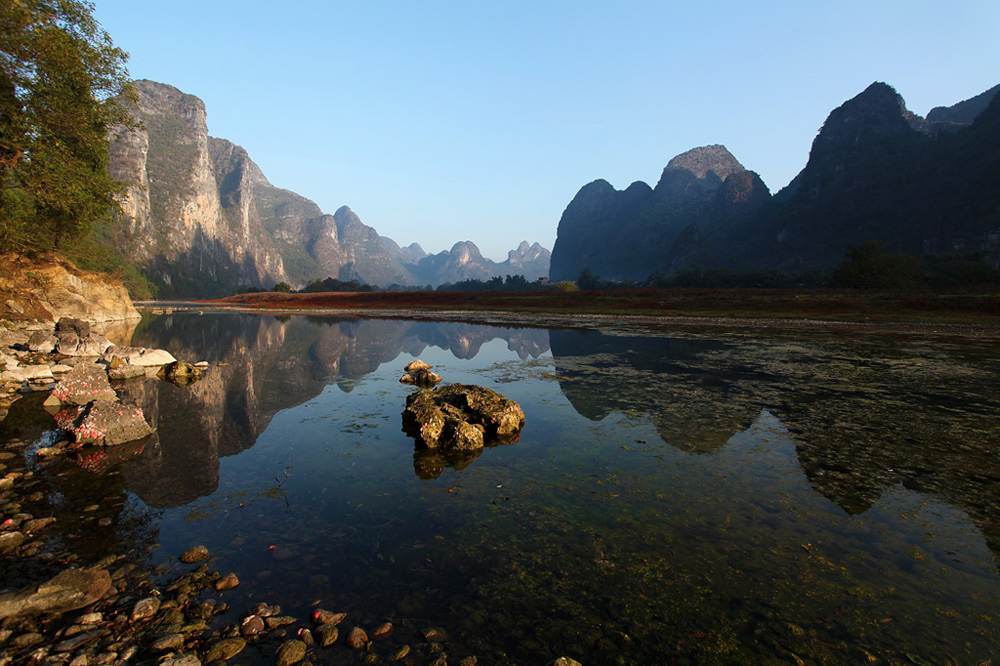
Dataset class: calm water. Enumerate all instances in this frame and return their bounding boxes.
[7,312,1000,665]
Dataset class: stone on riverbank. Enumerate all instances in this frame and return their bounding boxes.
[54,318,113,357]
[54,401,154,446]
[0,568,111,618]
[101,345,177,367]
[49,363,117,405]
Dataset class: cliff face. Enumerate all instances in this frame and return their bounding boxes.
[107,80,551,293]
[107,81,287,295]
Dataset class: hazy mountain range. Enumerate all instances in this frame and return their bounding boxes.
[106,80,550,296]
[104,79,998,296]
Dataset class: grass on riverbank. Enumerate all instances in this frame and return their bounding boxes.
[210,288,1000,325]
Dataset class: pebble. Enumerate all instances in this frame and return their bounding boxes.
[204,637,246,661]
[151,633,185,651]
[390,645,411,661]
[372,622,393,639]
[274,639,307,666]
[240,615,265,636]
[313,624,338,647]
[179,545,210,563]
[130,596,160,622]
[312,610,346,625]
[346,626,368,649]
[214,572,239,590]
[10,632,44,648]
[266,615,297,629]
[424,627,448,643]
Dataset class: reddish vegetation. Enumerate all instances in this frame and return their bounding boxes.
[209,288,1000,325]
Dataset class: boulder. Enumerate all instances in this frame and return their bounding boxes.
[106,357,146,381]
[27,330,58,354]
[54,319,112,356]
[402,384,525,451]
[0,253,141,323]
[157,360,202,386]
[49,363,117,405]
[102,345,177,367]
[1,365,53,383]
[0,568,111,618]
[404,359,433,372]
[400,368,443,386]
[1,351,18,370]
[54,401,155,446]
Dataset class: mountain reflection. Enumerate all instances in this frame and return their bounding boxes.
[548,325,1000,565]
[121,313,549,507]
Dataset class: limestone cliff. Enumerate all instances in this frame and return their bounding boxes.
[107,81,287,295]
[106,80,549,292]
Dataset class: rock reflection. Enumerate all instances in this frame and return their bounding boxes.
[119,313,549,504]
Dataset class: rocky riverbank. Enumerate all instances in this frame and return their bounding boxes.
[1,318,585,666]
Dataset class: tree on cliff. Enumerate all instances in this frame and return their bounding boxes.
[0,0,135,253]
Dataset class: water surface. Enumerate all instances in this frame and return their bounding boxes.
[9,313,1000,665]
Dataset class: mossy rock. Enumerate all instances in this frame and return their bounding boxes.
[402,384,524,451]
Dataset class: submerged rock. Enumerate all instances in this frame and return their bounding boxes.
[157,360,202,386]
[179,545,211,563]
[402,384,524,451]
[0,568,111,618]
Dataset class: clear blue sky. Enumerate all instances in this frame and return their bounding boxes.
[92,0,1000,261]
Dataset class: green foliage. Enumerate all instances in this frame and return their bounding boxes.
[272,281,292,293]
[300,277,374,293]
[62,231,157,299]
[831,240,923,289]
[0,0,136,252]
[576,267,600,290]
[554,281,579,292]
[646,265,826,289]
[436,274,541,292]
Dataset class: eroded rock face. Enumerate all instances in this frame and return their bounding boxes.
[0,253,140,324]
[402,384,524,451]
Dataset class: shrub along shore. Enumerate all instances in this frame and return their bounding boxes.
[211,288,1000,327]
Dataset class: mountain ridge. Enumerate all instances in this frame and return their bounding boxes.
[106,80,551,295]
[550,80,1000,282]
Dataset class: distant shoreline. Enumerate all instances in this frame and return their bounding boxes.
[133,287,1000,336]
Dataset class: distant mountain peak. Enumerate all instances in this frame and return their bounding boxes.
[664,144,745,181]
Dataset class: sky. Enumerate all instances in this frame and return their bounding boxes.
[91,0,1000,261]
